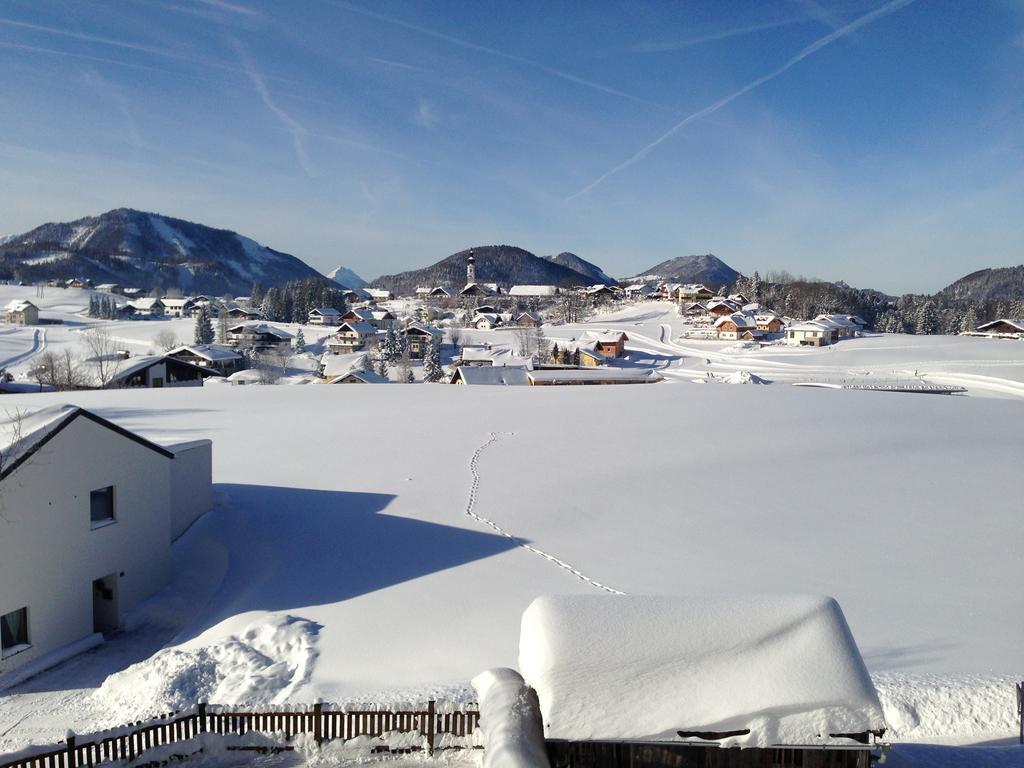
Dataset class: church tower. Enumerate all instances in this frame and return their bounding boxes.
[466,249,476,285]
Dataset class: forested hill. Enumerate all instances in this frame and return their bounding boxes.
[371,245,596,295]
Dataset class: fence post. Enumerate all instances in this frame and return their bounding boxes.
[66,732,77,768]
[427,700,436,756]
[313,702,323,746]
[1017,682,1022,745]
[198,703,207,734]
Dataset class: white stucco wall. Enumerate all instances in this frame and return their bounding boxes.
[0,417,173,676]
[167,439,213,541]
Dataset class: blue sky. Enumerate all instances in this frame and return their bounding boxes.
[0,0,1022,293]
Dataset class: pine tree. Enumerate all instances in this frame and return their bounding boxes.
[194,305,215,344]
[250,282,263,308]
[295,328,306,353]
[551,343,561,364]
[423,336,444,382]
[376,351,388,379]
[533,325,550,363]
[914,300,938,335]
[960,304,979,333]
[381,328,401,362]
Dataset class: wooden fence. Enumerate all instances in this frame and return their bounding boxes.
[0,701,480,768]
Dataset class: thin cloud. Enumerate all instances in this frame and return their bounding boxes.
[368,56,427,73]
[81,68,144,151]
[633,17,809,53]
[0,40,179,75]
[567,0,917,203]
[231,39,315,176]
[196,0,259,16]
[336,1,650,105]
[414,99,438,128]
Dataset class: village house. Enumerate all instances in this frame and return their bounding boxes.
[326,321,377,354]
[4,300,39,326]
[754,313,785,333]
[365,288,393,302]
[65,278,91,289]
[329,368,389,384]
[515,311,543,327]
[341,288,372,303]
[307,307,343,326]
[975,318,1024,336]
[550,342,603,367]
[508,285,558,298]
[528,368,661,385]
[579,330,628,358]
[108,355,222,388]
[714,313,758,340]
[785,321,834,347]
[474,313,502,330]
[125,298,165,318]
[676,283,715,302]
[473,305,498,315]
[402,323,443,359]
[815,314,860,339]
[340,307,397,330]
[429,286,457,299]
[167,344,244,376]
[460,282,500,298]
[681,302,709,317]
[223,306,262,322]
[94,283,121,294]
[226,322,293,352]
[706,300,737,317]
[0,406,212,683]
[450,366,531,386]
[160,298,195,318]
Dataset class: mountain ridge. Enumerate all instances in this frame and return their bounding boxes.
[627,254,739,288]
[0,208,326,296]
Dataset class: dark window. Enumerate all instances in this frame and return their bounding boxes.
[1,607,29,653]
[90,486,115,525]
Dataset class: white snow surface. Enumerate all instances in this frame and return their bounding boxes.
[471,669,549,768]
[518,594,885,747]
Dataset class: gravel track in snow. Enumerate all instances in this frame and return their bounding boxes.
[465,431,625,595]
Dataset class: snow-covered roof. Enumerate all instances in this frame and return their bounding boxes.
[528,368,659,384]
[404,323,443,337]
[320,352,367,377]
[452,366,531,385]
[519,594,886,748]
[168,344,242,362]
[977,318,1024,332]
[161,298,193,308]
[227,322,293,339]
[517,311,543,322]
[787,322,832,333]
[714,313,755,329]
[332,369,389,384]
[365,288,392,299]
[127,298,163,310]
[815,314,858,329]
[310,307,342,317]
[335,321,376,335]
[580,330,628,344]
[0,405,174,481]
[4,299,36,312]
[509,285,558,296]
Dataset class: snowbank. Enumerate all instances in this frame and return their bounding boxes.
[519,594,886,747]
[94,615,319,716]
[471,668,549,768]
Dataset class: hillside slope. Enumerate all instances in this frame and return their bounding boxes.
[371,245,592,295]
[938,265,1024,303]
[630,254,739,287]
[0,208,325,295]
[543,252,616,285]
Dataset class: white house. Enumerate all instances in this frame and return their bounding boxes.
[4,300,39,326]
[308,307,343,326]
[364,288,393,301]
[160,298,195,318]
[0,406,212,683]
[785,321,834,347]
[508,285,559,297]
[125,298,165,317]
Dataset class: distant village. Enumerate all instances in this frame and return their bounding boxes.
[2,252,1022,392]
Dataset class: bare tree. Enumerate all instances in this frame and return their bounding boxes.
[514,328,537,358]
[0,408,25,477]
[155,330,178,352]
[448,326,463,350]
[33,349,85,391]
[81,328,123,388]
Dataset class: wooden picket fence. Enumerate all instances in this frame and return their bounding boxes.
[0,700,480,768]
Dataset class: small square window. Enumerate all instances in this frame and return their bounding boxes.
[1,607,29,655]
[90,486,115,526]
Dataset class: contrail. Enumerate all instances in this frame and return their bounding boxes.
[232,40,315,177]
[633,17,809,53]
[336,1,649,104]
[567,0,916,203]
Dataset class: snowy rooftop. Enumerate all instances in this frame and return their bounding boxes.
[509,285,558,296]
[228,322,293,339]
[168,344,242,362]
[453,366,531,385]
[519,594,886,748]
[4,299,36,312]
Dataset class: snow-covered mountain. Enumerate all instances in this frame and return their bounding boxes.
[626,254,739,288]
[0,208,326,296]
[325,266,366,289]
[543,252,616,285]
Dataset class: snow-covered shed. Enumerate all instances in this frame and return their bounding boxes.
[519,595,886,766]
[0,406,212,684]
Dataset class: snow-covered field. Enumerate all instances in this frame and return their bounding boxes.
[0,290,1022,764]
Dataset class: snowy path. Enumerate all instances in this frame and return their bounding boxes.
[464,432,625,595]
[0,328,46,369]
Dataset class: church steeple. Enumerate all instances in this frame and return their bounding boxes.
[466,249,476,284]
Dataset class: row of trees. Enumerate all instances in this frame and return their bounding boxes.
[257,279,348,324]
[87,295,120,319]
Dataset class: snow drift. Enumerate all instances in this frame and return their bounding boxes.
[519,594,886,748]
[472,668,549,768]
[94,615,319,715]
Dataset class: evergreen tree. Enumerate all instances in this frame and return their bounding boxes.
[381,328,401,362]
[960,304,979,333]
[750,271,762,303]
[914,300,938,335]
[194,305,215,344]
[423,336,444,382]
[551,343,561,364]
[88,295,97,317]
[295,328,306,353]
[250,282,263,308]
[533,325,550,363]
[376,350,388,379]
